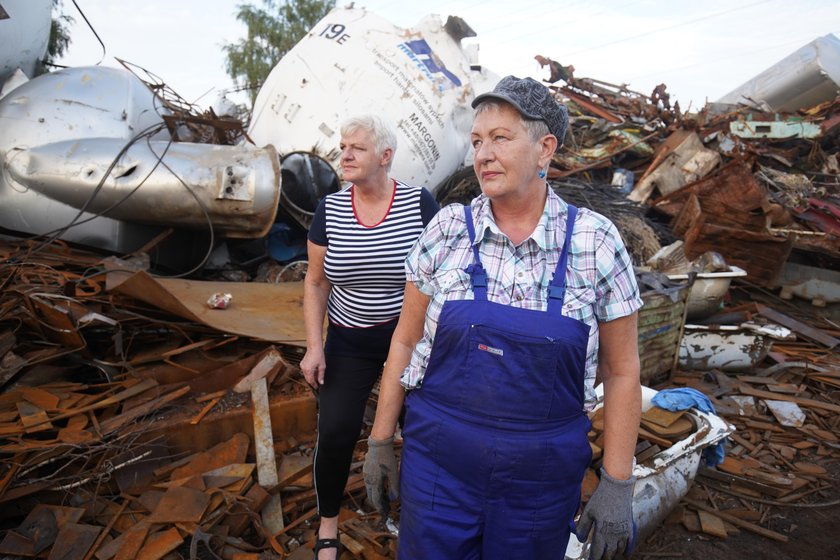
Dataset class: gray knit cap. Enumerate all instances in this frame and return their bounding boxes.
[472,75,568,150]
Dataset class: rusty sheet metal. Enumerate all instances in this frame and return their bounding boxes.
[21,387,60,410]
[800,198,840,236]
[14,378,159,435]
[156,348,273,395]
[656,161,793,286]
[47,523,101,560]
[99,384,191,434]
[202,463,256,490]
[757,304,840,349]
[17,400,53,433]
[224,483,271,537]
[135,527,183,560]
[559,87,622,123]
[107,271,306,345]
[27,294,87,350]
[0,504,85,556]
[113,523,150,560]
[169,433,250,481]
[148,486,211,524]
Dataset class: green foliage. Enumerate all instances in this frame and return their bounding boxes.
[40,0,74,74]
[223,0,335,105]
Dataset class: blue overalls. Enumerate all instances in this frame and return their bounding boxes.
[398,204,593,560]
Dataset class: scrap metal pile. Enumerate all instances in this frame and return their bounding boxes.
[0,238,394,559]
[1,232,838,558]
[641,292,840,549]
[2,44,840,560]
[442,56,840,284]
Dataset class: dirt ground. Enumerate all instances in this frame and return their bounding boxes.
[632,462,840,559]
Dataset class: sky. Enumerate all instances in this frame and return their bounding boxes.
[55,0,840,112]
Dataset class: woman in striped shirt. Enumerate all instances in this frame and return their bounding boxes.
[300,115,438,559]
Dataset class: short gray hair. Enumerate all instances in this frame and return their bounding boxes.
[340,115,398,170]
[474,100,554,145]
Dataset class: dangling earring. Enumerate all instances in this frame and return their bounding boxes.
[538,167,547,179]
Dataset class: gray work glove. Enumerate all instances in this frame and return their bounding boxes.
[576,467,637,560]
[363,436,399,516]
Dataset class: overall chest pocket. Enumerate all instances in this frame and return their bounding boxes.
[459,323,560,421]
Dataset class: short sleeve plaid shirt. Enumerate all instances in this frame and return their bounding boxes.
[402,187,642,408]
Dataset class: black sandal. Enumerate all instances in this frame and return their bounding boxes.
[313,537,340,557]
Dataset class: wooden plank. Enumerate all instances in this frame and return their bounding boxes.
[641,406,685,428]
[756,304,839,349]
[341,533,367,557]
[637,426,673,448]
[738,384,840,413]
[697,510,728,538]
[683,498,789,542]
[697,468,789,498]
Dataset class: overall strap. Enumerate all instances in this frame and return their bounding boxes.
[547,204,578,312]
[463,205,488,301]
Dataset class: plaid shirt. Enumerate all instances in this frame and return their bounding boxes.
[403,187,642,408]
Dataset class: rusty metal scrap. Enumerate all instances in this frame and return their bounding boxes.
[0,49,839,560]
[646,288,840,544]
[518,56,840,284]
[653,160,795,287]
[116,57,249,146]
[1,237,839,559]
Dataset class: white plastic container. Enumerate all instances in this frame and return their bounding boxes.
[666,266,748,319]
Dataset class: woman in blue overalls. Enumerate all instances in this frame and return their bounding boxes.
[364,76,644,560]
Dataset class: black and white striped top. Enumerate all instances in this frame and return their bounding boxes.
[309,180,439,328]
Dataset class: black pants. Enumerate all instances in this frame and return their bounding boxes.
[313,353,384,517]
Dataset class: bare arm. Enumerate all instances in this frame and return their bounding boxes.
[300,241,331,388]
[369,282,430,440]
[598,312,641,480]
